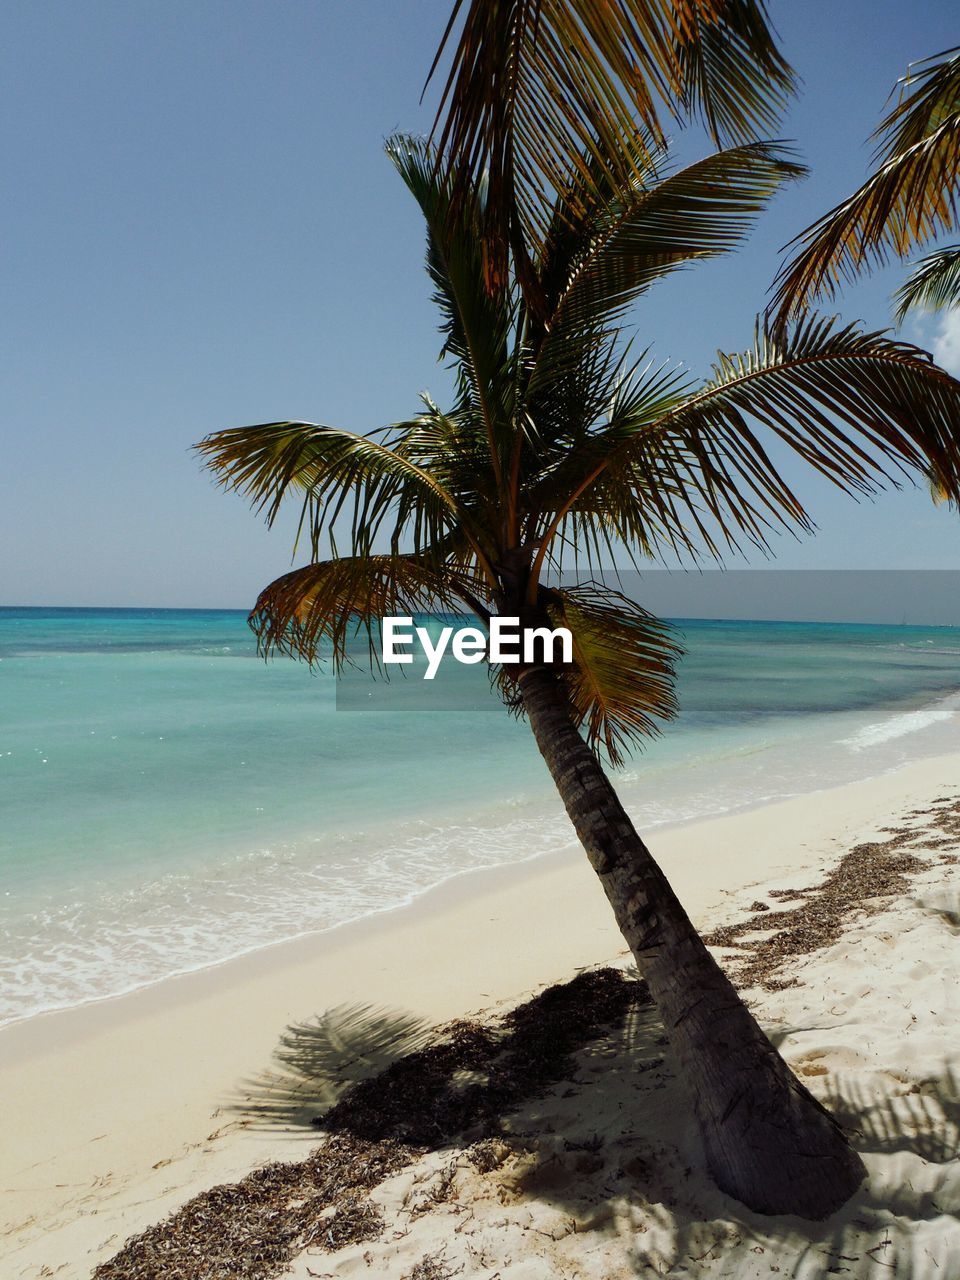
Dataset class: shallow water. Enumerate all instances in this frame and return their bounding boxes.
[2,607,960,1025]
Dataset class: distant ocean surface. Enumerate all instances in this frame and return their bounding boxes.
[2,605,960,1028]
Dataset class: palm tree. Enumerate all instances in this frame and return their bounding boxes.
[772,46,960,323]
[197,134,960,1218]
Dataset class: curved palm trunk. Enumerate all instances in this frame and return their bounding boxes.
[518,665,865,1219]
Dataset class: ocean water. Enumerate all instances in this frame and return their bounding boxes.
[2,606,960,1027]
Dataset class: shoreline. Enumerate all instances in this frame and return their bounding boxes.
[0,742,934,1056]
[3,717,954,1041]
[4,751,960,1278]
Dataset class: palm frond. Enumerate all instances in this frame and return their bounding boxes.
[250,554,484,669]
[772,46,960,321]
[527,142,802,416]
[425,0,795,295]
[538,316,960,569]
[527,354,696,563]
[893,243,960,320]
[928,466,955,509]
[387,135,518,481]
[673,316,960,503]
[393,401,494,506]
[195,420,458,560]
[542,143,803,339]
[544,582,681,765]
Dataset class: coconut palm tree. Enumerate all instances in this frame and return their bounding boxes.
[772,45,960,323]
[197,134,960,1218]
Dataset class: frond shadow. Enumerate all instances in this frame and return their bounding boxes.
[229,1002,431,1131]
[497,1015,960,1277]
[821,1063,960,1203]
[219,962,960,1276]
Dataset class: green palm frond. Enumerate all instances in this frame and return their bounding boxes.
[544,583,682,766]
[393,401,494,508]
[195,420,458,559]
[672,317,960,502]
[387,136,519,480]
[527,355,697,561]
[250,554,484,669]
[425,0,794,296]
[538,142,803,344]
[893,244,960,320]
[537,316,960,569]
[772,46,960,321]
[526,141,802,423]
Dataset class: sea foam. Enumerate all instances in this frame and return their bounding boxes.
[839,692,960,751]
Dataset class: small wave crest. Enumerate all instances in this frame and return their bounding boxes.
[839,692,960,751]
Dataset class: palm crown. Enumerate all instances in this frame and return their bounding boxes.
[424,0,795,301]
[198,133,960,764]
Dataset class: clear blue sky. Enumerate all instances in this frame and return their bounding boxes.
[2,0,960,608]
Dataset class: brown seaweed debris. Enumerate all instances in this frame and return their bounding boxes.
[319,966,648,1147]
[701,790,960,992]
[404,1249,463,1280]
[93,1133,406,1280]
[705,840,928,990]
[465,1136,512,1173]
[94,968,645,1280]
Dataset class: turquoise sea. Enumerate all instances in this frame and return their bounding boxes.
[2,606,960,1027]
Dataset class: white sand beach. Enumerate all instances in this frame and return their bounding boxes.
[3,754,960,1279]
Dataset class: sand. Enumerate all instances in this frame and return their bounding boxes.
[2,753,960,1278]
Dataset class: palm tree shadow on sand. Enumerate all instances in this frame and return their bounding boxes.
[503,1020,960,1278]
[230,968,647,1143]
[225,978,960,1277]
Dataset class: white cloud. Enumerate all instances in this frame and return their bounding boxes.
[931,309,960,376]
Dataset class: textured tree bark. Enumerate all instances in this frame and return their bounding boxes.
[517,663,866,1219]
